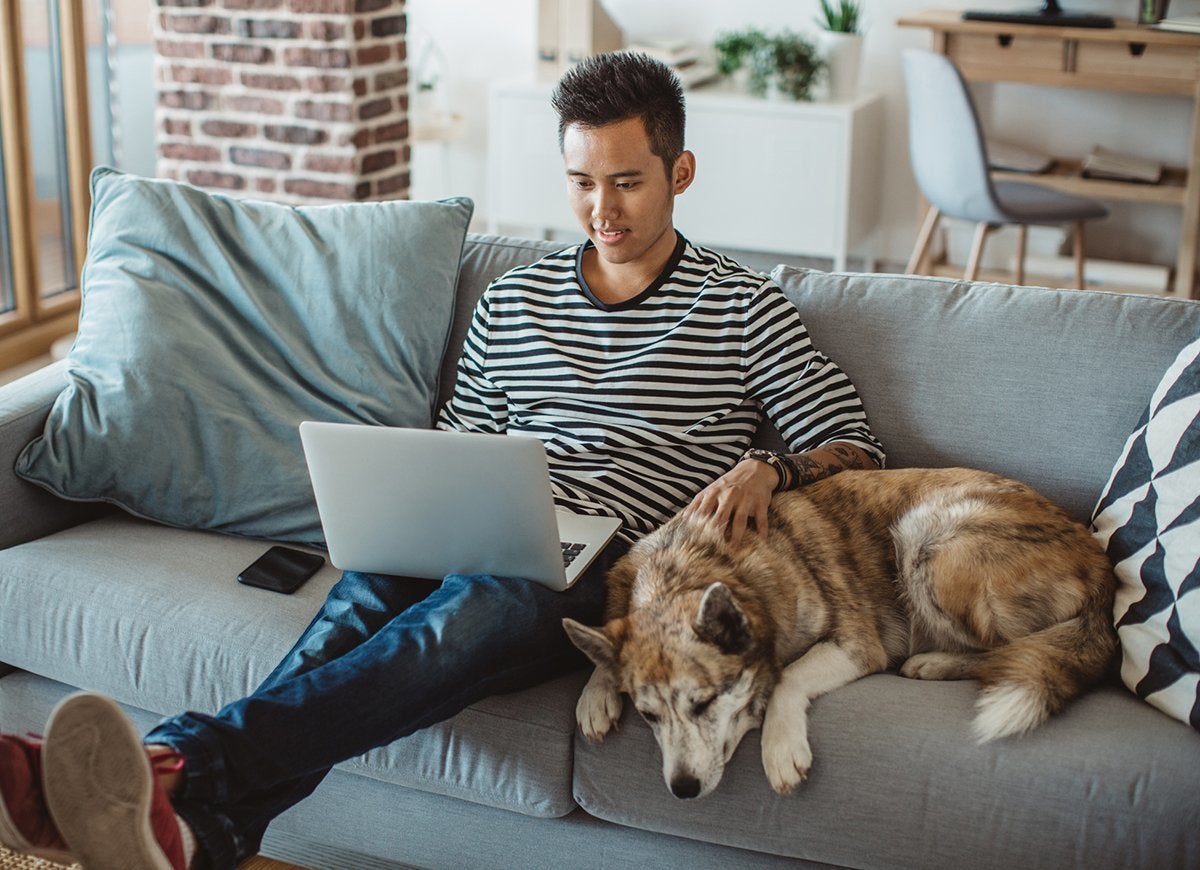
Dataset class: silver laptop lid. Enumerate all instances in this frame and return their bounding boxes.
[299,422,620,590]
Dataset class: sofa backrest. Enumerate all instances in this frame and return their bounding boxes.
[443,235,1200,523]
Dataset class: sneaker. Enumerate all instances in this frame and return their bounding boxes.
[0,734,74,864]
[43,693,186,870]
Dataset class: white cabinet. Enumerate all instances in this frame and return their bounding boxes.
[487,81,884,270]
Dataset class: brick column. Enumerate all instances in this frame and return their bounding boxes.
[155,0,409,203]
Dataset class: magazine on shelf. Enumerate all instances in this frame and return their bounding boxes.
[1081,145,1163,183]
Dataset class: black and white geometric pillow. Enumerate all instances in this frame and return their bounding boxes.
[1092,335,1200,730]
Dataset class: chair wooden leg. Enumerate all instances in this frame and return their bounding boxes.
[907,205,941,275]
[1014,225,1027,286]
[964,223,991,281]
[1072,221,1087,289]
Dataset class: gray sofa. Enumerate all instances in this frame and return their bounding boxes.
[2,231,1199,870]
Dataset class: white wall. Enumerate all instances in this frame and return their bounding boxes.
[410,0,1199,271]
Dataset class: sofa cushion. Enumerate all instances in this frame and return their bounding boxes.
[770,267,1200,522]
[0,514,580,817]
[573,674,1200,870]
[16,169,473,544]
[1093,334,1200,730]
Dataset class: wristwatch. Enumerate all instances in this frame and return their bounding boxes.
[740,448,791,492]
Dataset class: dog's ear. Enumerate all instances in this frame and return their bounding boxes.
[563,618,619,671]
[694,582,751,655]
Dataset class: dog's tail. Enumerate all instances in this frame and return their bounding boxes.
[972,599,1116,742]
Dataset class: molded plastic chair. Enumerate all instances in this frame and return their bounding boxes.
[902,48,1107,288]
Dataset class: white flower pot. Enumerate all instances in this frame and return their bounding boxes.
[819,31,863,102]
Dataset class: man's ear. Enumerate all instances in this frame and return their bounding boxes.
[672,150,696,195]
[563,618,620,671]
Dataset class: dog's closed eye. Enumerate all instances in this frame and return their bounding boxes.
[692,696,716,716]
[637,708,660,724]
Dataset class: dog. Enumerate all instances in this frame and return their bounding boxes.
[562,467,1118,799]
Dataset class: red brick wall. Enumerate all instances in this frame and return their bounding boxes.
[154,0,409,202]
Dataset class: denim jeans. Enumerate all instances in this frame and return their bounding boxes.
[145,541,623,869]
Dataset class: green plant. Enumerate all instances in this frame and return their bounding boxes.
[816,0,862,33]
[714,29,825,101]
[713,28,768,76]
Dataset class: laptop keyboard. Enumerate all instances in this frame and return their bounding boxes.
[561,541,586,567]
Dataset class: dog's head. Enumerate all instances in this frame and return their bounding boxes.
[565,580,776,799]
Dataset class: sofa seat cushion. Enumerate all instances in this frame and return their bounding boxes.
[0,514,580,817]
[573,674,1200,870]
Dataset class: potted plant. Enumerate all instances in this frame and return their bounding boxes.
[816,0,862,33]
[713,29,825,102]
[815,0,864,101]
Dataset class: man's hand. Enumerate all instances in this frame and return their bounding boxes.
[684,458,777,548]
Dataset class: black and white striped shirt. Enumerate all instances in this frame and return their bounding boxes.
[438,235,884,542]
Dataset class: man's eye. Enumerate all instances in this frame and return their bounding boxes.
[616,182,638,190]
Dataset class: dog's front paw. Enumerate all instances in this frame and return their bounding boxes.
[576,669,622,742]
[761,717,812,795]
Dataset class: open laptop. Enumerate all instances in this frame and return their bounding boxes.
[298,421,622,591]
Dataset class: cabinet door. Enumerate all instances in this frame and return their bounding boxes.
[675,106,846,257]
[488,88,576,231]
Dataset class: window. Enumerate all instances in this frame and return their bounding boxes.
[0,0,92,370]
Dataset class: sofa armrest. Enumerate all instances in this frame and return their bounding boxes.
[0,361,107,549]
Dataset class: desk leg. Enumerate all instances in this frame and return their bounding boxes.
[1177,83,1200,299]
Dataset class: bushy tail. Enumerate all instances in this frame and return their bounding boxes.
[972,603,1116,742]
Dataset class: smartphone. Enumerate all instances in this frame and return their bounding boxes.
[237,546,325,594]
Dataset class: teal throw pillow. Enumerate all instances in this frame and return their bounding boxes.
[17,168,473,544]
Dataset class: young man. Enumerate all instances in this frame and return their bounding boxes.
[0,52,882,870]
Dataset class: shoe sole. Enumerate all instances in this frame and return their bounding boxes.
[43,693,175,870]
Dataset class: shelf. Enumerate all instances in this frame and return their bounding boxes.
[993,161,1188,206]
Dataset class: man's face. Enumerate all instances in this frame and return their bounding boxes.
[562,116,693,272]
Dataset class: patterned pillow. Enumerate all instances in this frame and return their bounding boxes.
[1092,335,1200,730]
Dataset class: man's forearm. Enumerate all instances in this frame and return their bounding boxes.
[783,442,879,489]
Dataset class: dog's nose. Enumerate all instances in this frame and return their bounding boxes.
[669,773,701,799]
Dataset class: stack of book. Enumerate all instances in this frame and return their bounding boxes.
[625,39,718,90]
[1152,15,1200,33]
[1081,145,1163,183]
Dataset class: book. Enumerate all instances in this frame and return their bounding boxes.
[1081,145,1163,184]
[1152,15,1200,33]
[988,140,1054,174]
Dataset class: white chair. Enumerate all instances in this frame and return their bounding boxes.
[902,48,1107,288]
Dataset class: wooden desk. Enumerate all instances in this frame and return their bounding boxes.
[899,9,1200,298]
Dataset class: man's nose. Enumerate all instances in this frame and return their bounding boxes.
[592,187,618,221]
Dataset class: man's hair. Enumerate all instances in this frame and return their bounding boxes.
[551,52,685,175]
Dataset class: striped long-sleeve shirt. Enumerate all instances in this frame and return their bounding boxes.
[438,235,884,543]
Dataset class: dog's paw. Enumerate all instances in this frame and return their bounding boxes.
[761,728,812,795]
[576,670,622,743]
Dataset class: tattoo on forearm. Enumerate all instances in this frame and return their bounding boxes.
[788,444,874,486]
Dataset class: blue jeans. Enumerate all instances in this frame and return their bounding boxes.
[145,543,622,869]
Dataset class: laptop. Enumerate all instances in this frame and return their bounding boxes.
[298,421,622,591]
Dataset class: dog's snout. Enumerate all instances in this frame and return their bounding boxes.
[669,772,702,799]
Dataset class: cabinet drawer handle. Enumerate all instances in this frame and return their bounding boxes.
[1128,42,1148,57]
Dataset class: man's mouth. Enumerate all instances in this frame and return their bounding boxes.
[595,228,627,243]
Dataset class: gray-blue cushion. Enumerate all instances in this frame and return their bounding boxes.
[16,168,473,544]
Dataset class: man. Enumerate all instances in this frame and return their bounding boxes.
[0,52,882,870]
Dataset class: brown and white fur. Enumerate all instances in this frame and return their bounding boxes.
[563,468,1117,799]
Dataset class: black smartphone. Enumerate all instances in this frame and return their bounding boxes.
[237,546,325,594]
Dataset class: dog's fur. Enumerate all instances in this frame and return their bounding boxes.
[563,468,1117,799]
